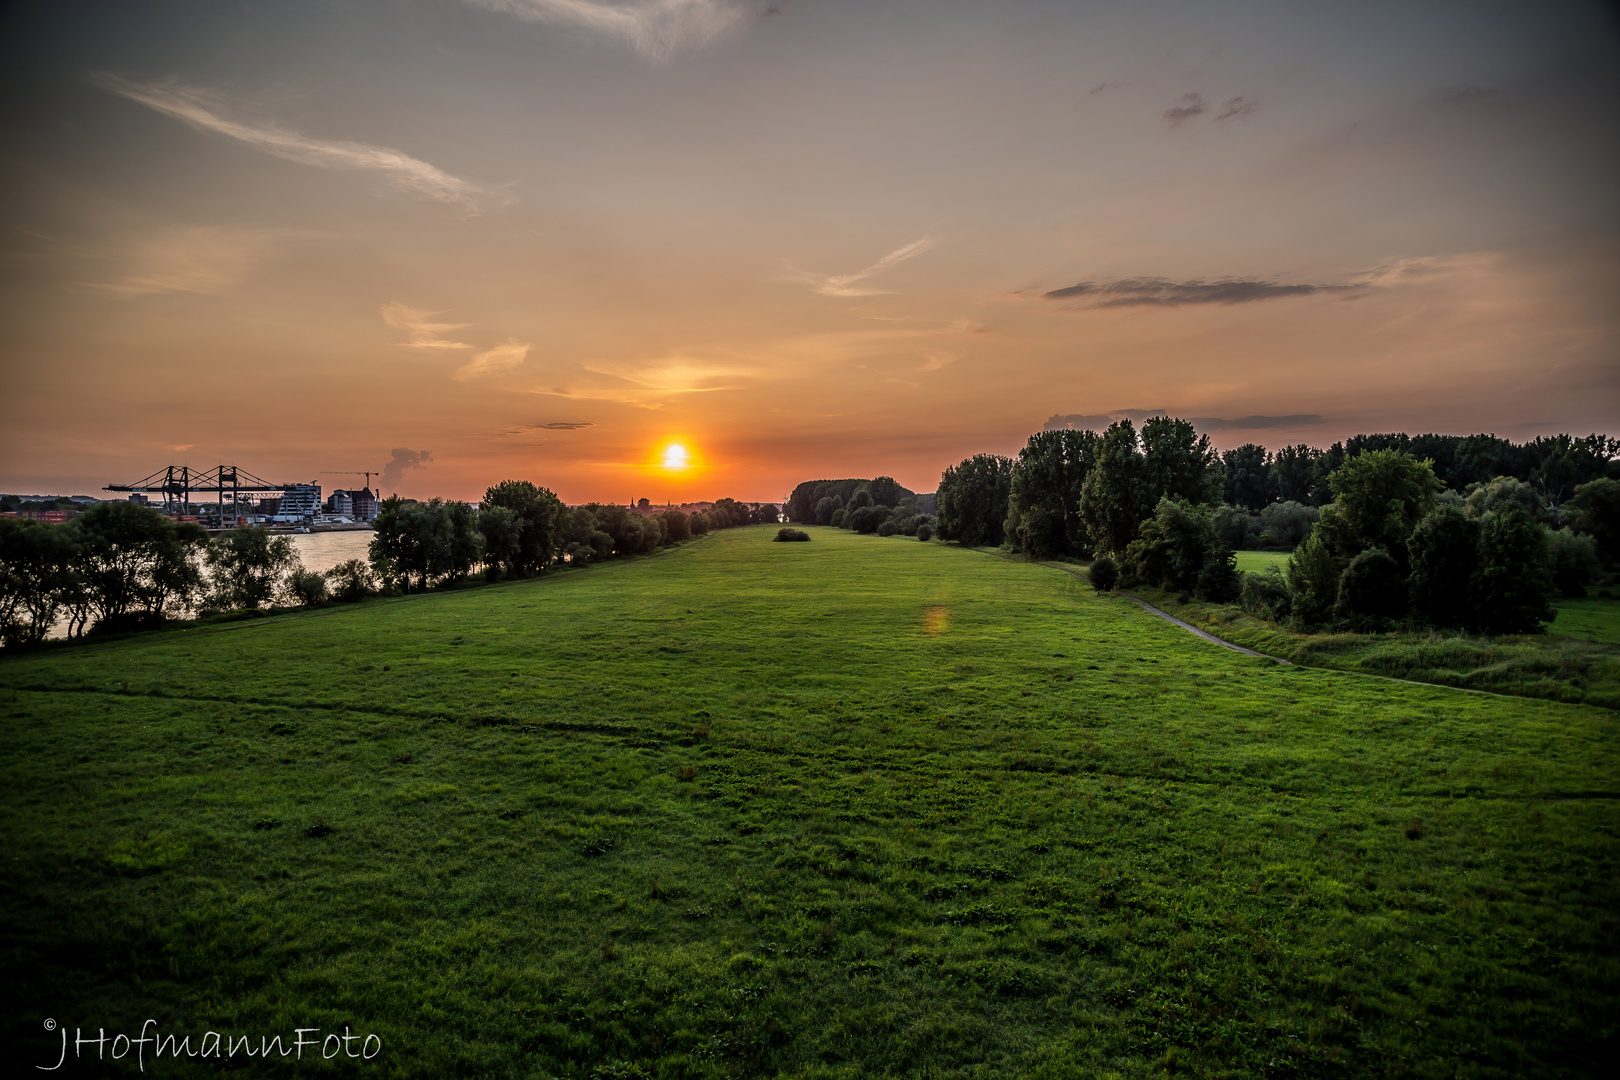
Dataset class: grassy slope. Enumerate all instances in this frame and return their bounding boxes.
[1203,555,1620,706]
[1,526,1615,1079]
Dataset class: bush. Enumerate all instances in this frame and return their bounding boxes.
[284,567,329,607]
[877,520,899,537]
[774,528,811,542]
[1088,557,1118,592]
[1240,565,1291,620]
[1256,500,1318,550]
[916,523,933,542]
[829,509,846,528]
[325,559,376,602]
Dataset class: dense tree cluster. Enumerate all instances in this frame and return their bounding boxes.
[928,419,1619,633]
[786,476,939,540]
[1,484,779,648]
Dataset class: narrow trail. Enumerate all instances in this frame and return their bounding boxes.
[1115,590,1286,662]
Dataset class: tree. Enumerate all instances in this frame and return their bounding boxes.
[1273,444,1318,504]
[661,510,691,543]
[1471,505,1556,634]
[1335,548,1408,622]
[1077,421,1149,557]
[0,518,79,647]
[325,559,377,602]
[478,505,522,577]
[936,454,1014,547]
[445,501,484,583]
[1006,429,1099,559]
[1406,504,1479,629]
[1141,416,1222,507]
[1565,478,1620,567]
[482,480,565,574]
[1316,449,1443,569]
[1463,476,1551,523]
[284,567,329,606]
[69,502,206,630]
[814,497,836,525]
[1544,527,1599,598]
[1120,498,1236,600]
[1285,529,1343,628]
[1222,443,1275,512]
[206,526,298,610]
[1255,501,1318,550]
[916,522,933,541]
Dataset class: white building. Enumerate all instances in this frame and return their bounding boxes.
[273,484,322,522]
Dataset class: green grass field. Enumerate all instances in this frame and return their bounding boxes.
[2,526,1616,1078]
[1232,550,1290,575]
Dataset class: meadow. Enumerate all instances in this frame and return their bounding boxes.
[1,526,1615,1078]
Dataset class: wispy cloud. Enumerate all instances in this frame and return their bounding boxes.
[790,238,934,297]
[467,0,748,61]
[1044,277,1357,308]
[456,339,531,380]
[85,225,276,297]
[382,302,474,349]
[1215,96,1259,121]
[537,421,594,429]
[94,75,497,209]
[1163,93,1206,125]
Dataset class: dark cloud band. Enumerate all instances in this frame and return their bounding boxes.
[1044,277,1354,307]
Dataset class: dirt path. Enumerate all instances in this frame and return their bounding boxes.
[1115,590,1287,662]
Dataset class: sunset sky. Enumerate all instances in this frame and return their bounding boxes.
[2,0,1616,504]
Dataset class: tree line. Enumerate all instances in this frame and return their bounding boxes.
[0,484,780,648]
[930,420,1619,635]
[784,477,939,539]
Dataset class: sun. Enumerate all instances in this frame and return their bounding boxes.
[661,443,689,470]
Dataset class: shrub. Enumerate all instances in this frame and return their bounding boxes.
[877,520,899,537]
[1088,557,1118,592]
[829,508,847,528]
[1240,565,1291,620]
[916,523,933,542]
[325,559,377,603]
[1256,500,1318,550]
[1286,530,1343,628]
[774,528,811,542]
[284,567,329,607]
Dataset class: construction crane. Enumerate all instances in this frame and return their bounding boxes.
[321,470,380,490]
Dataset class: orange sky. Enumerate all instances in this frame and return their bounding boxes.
[2,1,1616,503]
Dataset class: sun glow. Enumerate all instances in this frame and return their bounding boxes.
[661,443,690,470]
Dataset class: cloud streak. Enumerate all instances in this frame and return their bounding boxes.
[382,302,474,349]
[94,75,496,209]
[467,0,748,61]
[456,340,531,380]
[1163,93,1206,125]
[792,238,933,297]
[1044,277,1355,308]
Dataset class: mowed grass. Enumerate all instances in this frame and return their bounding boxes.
[1550,597,1620,644]
[1232,550,1290,575]
[1,526,1616,1079]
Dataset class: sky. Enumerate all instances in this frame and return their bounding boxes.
[1,0,1616,504]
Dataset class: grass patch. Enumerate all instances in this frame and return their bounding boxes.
[2,525,1616,1077]
[1233,549,1291,574]
[1551,596,1620,644]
